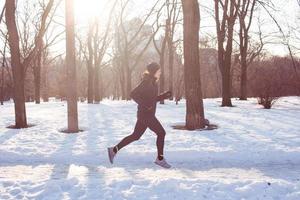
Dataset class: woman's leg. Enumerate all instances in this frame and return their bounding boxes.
[114,119,147,153]
[146,117,166,160]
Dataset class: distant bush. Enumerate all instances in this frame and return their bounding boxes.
[257,97,279,109]
[249,56,299,109]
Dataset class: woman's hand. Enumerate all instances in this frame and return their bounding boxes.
[163,91,172,99]
[156,91,173,101]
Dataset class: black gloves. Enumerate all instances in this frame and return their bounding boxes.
[157,91,172,101]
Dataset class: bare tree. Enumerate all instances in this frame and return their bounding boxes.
[5,0,28,128]
[214,0,241,106]
[257,0,300,95]
[65,0,79,132]
[0,35,8,105]
[5,0,55,128]
[153,0,181,103]
[0,4,5,24]
[167,0,181,101]
[0,31,12,85]
[173,46,184,104]
[182,0,205,130]
[238,0,256,100]
[153,3,169,104]
[116,0,161,100]
[76,0,117,103]
[93,0,118,103]
[41,49,61,102]
[33,0,61,104]
[86,21,95,103]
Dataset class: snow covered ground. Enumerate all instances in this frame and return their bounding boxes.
[0,97,300,200]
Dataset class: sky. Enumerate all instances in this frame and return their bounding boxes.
[199,0,300,56]
[0,0,299,57]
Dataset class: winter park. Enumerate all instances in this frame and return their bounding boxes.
[1,0,300,199]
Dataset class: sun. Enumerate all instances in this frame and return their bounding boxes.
[74,0,106,24]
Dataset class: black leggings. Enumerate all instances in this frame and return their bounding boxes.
[116,116,166,158]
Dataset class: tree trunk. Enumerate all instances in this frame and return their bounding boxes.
[125,68,132,100]
[238,0,256,100]
[124,54,131,100]
[87,25,94,103]
[42,57,49,102]
[65,0,79,132]
[124,55,131,101]
[168,38,174,100]
[94,66,100,103]
[1,38,7,105]
[240,55,248,100]
[120,79,126,100]
[1,61,4,105]
[34,48,42,104]
[87,58,94,103]
[221,65,232,106]
[182,0,205,130]
[99,69,104,100]
[119,64,126,100]
[159,26,168,104]
[5,0,27,128]
[113,75,119,100]
[215,0,239,107]
[159,59,166,104]
[221,18,235,107]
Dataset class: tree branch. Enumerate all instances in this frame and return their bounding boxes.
[0,4,5,24]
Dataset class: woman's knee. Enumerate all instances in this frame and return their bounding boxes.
[159,129,166,138]
[131,133,142,141]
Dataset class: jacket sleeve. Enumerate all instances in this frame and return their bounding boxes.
[130,80,149,108]
[156,93,165,101]
[156,91,168,101]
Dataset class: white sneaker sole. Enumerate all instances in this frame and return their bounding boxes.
[154,161,171,169]
[107,148,114,164]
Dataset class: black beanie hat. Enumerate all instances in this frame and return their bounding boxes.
[146,62,160,75]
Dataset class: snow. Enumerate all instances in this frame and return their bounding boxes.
[0,97,300,200]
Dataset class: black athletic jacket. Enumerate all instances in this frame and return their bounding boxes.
[130,74,168,118]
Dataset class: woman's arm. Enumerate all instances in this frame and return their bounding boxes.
[156,91,172,101]
[130,81,151,109]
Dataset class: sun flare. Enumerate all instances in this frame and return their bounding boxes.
[74,0,106,23]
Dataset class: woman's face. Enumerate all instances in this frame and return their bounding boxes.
[154,69,161,80]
